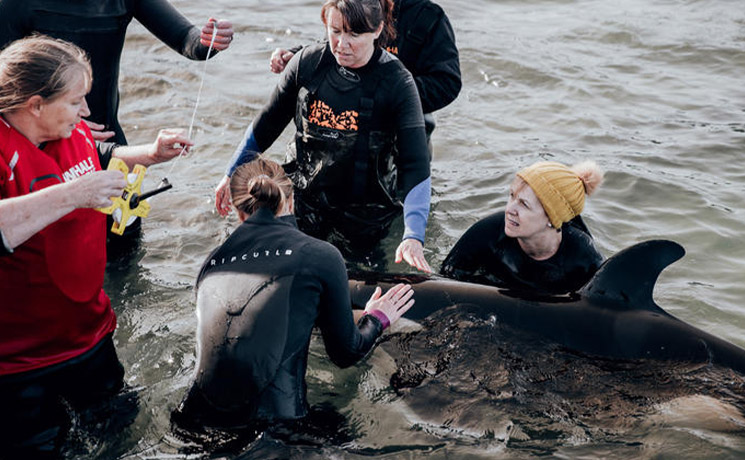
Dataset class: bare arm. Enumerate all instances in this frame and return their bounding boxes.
[111,128,194,169]
[0,170,125,250]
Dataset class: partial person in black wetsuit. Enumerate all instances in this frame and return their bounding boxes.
[441,161,605,295]
[0,0,233,252]
[173,157,414,440]
[215,0,433,273]
[0,0,233,145]
[269,0,462,148]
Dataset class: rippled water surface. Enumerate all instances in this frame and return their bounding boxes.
[83,0,745,457]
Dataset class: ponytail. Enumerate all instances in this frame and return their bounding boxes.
[229,157,294,216]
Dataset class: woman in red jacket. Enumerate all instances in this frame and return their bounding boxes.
[0,35,190,457]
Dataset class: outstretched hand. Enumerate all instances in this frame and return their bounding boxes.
[214,174,232,216]
[200,18,234,51]
[364,283,415,326]
[395,238,433,273]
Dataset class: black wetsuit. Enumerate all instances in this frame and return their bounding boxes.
[228,43,431,250]
[0,0,216,145]
[175,208,383,428]
[285,0,461,134]
[253,46,427,159]
[390,0,461,115]
[440,211,604,295]
[0,335,124,456]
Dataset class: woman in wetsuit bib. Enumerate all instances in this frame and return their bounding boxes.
[268,0,462,151]
[214,0,432,273]
[441,161,605,295]
[174,157,414,435]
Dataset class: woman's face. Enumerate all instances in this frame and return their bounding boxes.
[504,178,552,239]
[325,7,382,69]
[38,71,90,142]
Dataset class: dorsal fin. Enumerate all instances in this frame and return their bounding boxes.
[579,240,685,312]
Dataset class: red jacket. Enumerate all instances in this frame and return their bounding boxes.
[0,118,116,376]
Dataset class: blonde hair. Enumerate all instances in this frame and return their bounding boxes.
[0,35,92,114]
[516,160,604,228]
[229,157,294,216]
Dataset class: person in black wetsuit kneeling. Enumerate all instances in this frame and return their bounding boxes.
[440,161,605,296]
[173,157,414,439]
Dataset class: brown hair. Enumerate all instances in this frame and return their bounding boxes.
[0,35,92,114]
[230,157,294,216]
[321,0,396,47]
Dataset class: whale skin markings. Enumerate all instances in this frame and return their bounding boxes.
[348,240,745,374]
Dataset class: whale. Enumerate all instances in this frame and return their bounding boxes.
[348,240,745,374]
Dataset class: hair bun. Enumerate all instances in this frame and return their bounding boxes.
[230,157,294,216]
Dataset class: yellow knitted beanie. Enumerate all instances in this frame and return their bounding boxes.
[516,161,586,229]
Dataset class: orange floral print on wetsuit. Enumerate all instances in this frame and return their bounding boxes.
[308,99,359,131]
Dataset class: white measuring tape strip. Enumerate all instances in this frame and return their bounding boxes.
[162,20,220,180]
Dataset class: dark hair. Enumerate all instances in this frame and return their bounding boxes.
[0,35,92,114]
[321,0,396,47]
[229,157,294,216]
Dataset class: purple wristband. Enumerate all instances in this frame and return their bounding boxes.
[366,309,390,330]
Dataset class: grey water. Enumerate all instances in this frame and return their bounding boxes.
[85,0,745,458]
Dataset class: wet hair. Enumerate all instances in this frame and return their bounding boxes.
[0,35,92,114]
[229,157,294,217]
[321,0,396,47]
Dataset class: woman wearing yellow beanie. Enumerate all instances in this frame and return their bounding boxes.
[440,161,604,295]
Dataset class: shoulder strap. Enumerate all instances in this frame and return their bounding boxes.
[350,59,400,198]
[297,46,337,123]
[298,45,336,94]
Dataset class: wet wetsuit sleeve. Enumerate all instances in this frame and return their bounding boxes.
[402,177,430,242]
[561,228,605,291]
[391,72,431,241]
[133,0,217,60]
[288,45,304,55]
[440,213,501,278]
[224,123,260,176]
[313,243,383,368]
[411,7,462,113]
[397,125,430,242]
[96,141,120,170]
[224,49,303,175]
[0,0,29,46]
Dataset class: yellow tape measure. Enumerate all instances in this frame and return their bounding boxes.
[96,158,152,235]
